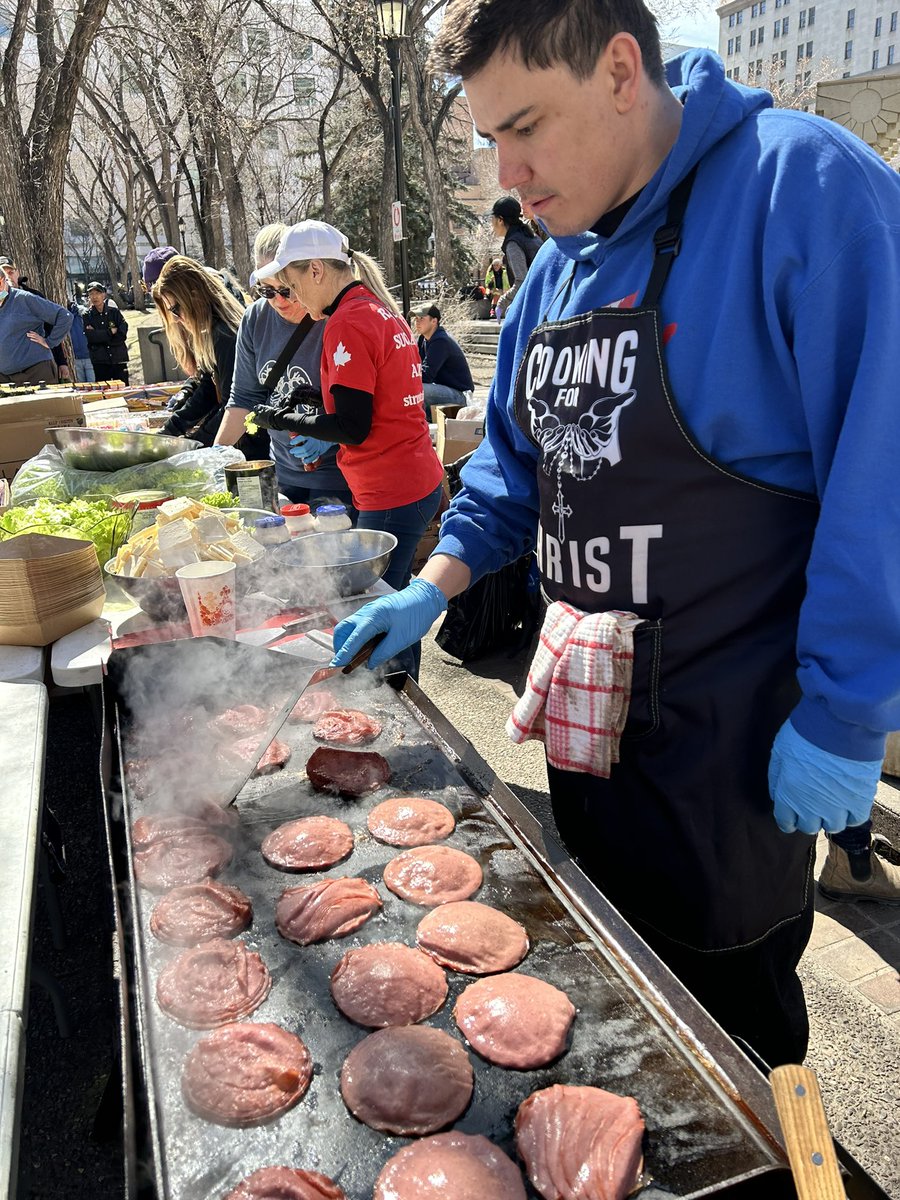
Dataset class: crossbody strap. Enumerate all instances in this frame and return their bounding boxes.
[264,314,315,392]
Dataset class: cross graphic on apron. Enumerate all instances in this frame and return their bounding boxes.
[552,477,572,542]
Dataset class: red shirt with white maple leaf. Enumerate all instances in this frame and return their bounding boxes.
[320,284,443,510]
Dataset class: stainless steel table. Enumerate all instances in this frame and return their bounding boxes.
[0,680,48,1196]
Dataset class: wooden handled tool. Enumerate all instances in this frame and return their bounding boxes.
[770,1064,846,1199]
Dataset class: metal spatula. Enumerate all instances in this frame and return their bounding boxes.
[221,633,385,806]
[770,1064,847,1199]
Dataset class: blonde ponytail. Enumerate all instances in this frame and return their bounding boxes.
[347,251,402,317]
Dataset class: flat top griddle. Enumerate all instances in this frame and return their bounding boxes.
[105,637,794,1200]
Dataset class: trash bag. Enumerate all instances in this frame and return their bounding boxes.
[435,449,541,662]
[10,443,247,506]
[435,552,541,662]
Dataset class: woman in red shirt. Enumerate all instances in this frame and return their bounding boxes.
[253,221,445,677]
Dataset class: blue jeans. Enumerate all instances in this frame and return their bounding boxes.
[73,358,96,383]
[356,480,444,679]
[423,383,467,421]
[281,481,357,523]
[830,819,872,855]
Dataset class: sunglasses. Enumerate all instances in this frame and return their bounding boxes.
[253,285,292,300]
[165,300,182,318]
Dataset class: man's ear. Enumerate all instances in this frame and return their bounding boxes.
[604,33,643,114]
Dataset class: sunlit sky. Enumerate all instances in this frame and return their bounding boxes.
[660,4,721,50]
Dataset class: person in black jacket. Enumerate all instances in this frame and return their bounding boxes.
[411,302,474,416]
[82,282,130,383]
[490,195,543,318]
[154,255,267,456]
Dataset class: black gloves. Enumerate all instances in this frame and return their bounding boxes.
[252,402,313,435]
[285,381,324,409]
[251,404,292,431]
[167,376,200,411]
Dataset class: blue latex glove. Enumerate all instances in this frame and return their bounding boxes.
[330,579,448,668]
[288,434,334,463]
[768,720,881,835]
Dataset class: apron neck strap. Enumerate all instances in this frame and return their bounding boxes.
[642,165,699,309]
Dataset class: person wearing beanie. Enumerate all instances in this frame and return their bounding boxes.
[143,245,247,309]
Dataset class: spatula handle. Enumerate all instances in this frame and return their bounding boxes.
[770,1064,846,1199]
[341,631,387,674]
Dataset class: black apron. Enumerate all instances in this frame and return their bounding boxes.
[513,170,818,953]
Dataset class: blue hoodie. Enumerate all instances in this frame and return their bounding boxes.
[438,50,900,761]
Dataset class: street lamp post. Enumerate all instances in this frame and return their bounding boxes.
[375,0,411,320]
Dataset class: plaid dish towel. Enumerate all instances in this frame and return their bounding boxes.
[506,601,643,777]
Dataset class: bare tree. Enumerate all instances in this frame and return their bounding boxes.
[0,0,111,299]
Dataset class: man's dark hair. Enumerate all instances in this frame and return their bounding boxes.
[428,0,665,87]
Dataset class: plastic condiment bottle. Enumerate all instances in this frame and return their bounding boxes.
[315,503,352,533]
[253,514,291,546]
[280,502,316,537]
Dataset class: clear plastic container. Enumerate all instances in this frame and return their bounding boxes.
[315,503,352,533]
[280,502,316,537]
[253,514,291,546]
[111,489,172,533]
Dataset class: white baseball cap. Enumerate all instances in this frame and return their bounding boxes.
[252,220,351,284]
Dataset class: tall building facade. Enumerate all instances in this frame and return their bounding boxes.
[717,0,899,87]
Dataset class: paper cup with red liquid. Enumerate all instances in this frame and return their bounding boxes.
[175,561,237,639]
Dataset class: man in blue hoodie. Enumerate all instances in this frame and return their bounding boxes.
[328,0,900,1066]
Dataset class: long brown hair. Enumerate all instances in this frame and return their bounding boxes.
[153,255,244,376]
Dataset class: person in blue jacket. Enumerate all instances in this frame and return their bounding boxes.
[0,266,72,385]
[67,300,95,382]
[327,0,900,1067]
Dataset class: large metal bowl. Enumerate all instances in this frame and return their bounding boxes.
[103,509,271,622]
[48,427,201,472]
[267,529,397,600]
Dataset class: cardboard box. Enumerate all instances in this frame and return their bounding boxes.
[434,405,484,465]
[0,391,85,481]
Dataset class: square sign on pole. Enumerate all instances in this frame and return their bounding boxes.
[391,200,403,243]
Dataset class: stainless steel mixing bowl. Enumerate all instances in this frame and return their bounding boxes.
[49,427,201,472]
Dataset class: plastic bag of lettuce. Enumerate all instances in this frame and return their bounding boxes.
[0,497,133,563]
[10,444,247,506]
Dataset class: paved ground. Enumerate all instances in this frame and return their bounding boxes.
[418,632,900,1199]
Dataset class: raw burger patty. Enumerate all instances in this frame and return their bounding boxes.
[454,973,576,1069]
[227,735,291,775]
[306,747,391,797]
[149,879,252,946]
[330,942,447,1027]
[225,1167,347,1199]
[213,704,271,737]
[340,1025,473,1135]
[133,832,232,892]
[182,1022,312,1126]
[289,690,340,723]
[276,877,382,945]
[261,816,354,872]
[367,796,455,847]
[156,938,271,1029]
[515,1084,645,1200]
[313,709,382,745]
[383,845,482,907]
[132,813,210,850]
[417,901,529,974]
[180,798,239,828]
[374,1132,527,1200]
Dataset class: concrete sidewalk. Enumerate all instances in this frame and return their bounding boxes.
[419,634,900,1199]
